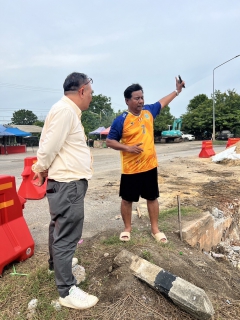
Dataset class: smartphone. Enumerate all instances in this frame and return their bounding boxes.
[178,75,185,88]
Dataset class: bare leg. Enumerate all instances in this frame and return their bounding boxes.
[147,199,160,235]
[121,199,133,236]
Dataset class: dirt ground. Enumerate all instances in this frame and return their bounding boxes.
[2,147,240,319]
[65,154,240,319]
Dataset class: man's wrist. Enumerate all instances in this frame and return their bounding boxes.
[175,89,180,96]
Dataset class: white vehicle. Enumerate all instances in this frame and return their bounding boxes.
[181,132,195,141]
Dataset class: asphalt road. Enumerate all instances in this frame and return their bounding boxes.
[0,141,226,251]
[0,141,226,186]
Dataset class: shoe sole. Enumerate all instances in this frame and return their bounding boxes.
[59,297,99,310]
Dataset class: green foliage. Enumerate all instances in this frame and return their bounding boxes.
[187,94,209,112]
[154,106,174,134]
[81,111,100,135]
[11,109,38,125]
[214,90,240,134]
[181,98,213,137]
[158,206,200,221]
[181,89,240,138]
[34,120,44,127]
[101,235,120,245]
[82,93,115,135]
[142,250,153,262]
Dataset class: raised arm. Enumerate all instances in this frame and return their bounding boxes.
[159,77,185,108]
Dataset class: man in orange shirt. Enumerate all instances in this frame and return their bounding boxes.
[106,77,185,243]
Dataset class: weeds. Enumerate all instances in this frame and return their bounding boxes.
[141,250,153,263]
[159,206,200,221]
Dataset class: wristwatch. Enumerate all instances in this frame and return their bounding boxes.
[175,90,179,96]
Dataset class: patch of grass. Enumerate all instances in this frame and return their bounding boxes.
[0,265,71,320]
[158,220,171,232]
[101,228,147,246]
[159,206,200,221]
[212,140,226,146]
[141,250,153,262]
[102,234,120,245]
[79,278,90,291]
[0,283,12,303]
[130,227,140,235]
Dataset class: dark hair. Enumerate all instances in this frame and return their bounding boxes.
[124,83,143,99]
[63,72,88,92]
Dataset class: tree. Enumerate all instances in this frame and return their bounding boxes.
[181,98,213,138]
[34,120,44,127]
[213,90,240,134]
[187,94,209,112]
[181,89,240,139]
[11,109,38,125]
[82,93,115,134]
[81,111,101,135]
[154,106,174,135]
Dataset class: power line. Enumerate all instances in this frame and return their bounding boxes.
[0,109,50,112]
[0,82,61,93]
[0,81,125,111]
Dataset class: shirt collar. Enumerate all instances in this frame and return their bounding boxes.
[61,95,82,118]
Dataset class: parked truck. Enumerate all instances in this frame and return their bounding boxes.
[216,130,234,140]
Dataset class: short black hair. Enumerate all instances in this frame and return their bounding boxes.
[63,72,88,92]
[124,83,143,99]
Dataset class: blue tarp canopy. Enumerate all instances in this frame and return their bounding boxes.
[5,127,32,137]
[0,124,15,136]
[89,127,106,135]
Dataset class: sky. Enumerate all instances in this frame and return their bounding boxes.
[0,0,240,124]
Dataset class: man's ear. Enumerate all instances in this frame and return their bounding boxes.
[79,87,84,98]
[125,98,129,105]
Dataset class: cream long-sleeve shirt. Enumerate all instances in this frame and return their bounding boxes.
[32,95,93,182]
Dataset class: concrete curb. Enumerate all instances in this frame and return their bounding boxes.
[114,249,214,320]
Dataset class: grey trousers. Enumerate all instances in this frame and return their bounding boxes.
[46,179,88,298]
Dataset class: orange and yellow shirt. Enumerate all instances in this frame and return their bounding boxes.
[107,102,161,174]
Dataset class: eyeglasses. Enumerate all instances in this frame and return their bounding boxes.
[78,78,93,93]
[84,78,93,86]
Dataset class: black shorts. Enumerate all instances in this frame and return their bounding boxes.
[119,167,159,202]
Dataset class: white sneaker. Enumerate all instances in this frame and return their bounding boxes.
[48,257,78,274]
[59,286,99,310]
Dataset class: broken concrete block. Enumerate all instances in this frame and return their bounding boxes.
[114,250,214,320]
[181,211,233,251]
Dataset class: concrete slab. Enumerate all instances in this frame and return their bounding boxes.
[114,249,214,320]
[181,211,233,251]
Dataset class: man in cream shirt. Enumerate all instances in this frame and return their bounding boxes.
[32,72,98,310]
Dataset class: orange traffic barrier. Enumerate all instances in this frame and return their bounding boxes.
[199,140,215,158]
[18,157,47,200]
[226,138,240,148]
[0,175,34,275]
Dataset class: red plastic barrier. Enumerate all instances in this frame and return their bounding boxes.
[0,175,34,275]
[226,138,240,148]
[199,141,215,158]
[18,157,47,200]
